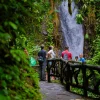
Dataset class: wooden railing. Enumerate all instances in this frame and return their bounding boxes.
[47,58,100,99]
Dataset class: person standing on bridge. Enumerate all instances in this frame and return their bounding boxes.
[47,46,56,59]
[75,56,78,61]
[61,46,72,61]
[61,46,72,83]
[47,46,56,80]
[38,45,47,81]
[73,56,80,85]
[79,54,86,63]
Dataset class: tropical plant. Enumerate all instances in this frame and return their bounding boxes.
[0,0,51,99]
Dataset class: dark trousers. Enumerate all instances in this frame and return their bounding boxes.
[39,60,46,81]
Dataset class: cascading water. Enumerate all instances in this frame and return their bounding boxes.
[59,0,84,59]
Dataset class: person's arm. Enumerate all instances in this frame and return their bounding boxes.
[47,50,52,58]
[61,52,63,59]
[70,53,72,60]
[38,51,40,57]
[24,49,29,56]
[47,53,51,59]
[82,58,85,62]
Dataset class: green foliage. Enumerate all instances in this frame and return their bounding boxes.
[95,18,100,35]
[71,87,83,95]
[85,33,89,39]
[47,22,54,34]
[87,35,100,65]
[71,70,100,98]
[0,0,99,99]
[88,0,100,65]
[16,35,27,49]
[47,20,54,46]
[74,0,100,66]
[75,0,96,18]
[0,0,51,99]
[87,5,100,65]
[47,34,54,46]
[76,14,84,24]
[26,34,41,57]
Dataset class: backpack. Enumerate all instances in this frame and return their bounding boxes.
[63,54,68,60]
[38,56,44,62]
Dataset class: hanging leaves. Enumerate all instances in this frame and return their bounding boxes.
[76,14,84,24]
[9,22,18,30]
[85,33,89,39]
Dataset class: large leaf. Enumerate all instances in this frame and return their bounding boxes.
[9,22,18,30]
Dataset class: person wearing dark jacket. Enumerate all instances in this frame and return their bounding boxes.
[38,45,47,81]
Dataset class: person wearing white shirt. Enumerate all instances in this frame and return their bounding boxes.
[47,46,56,59]
[47,46,56,80]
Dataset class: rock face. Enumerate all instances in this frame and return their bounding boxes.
[83,22,96,59]
[84,39,92,59]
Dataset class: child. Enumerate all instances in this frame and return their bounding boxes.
[75,56,78,61]
[79,54,85,63]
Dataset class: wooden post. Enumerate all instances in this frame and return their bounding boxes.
[47,60,51,82]
[60,60,63,84]
[82,64,87,96]
[65,62,70,91]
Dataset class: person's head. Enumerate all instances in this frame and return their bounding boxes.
[48,46,52,50]
[22,47,25,50]
[64,46,69,50]
[40,44,44,50]
[75,56,78,61]
[79,54,83,58]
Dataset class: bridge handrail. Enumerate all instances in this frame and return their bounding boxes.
[47,58,100,99]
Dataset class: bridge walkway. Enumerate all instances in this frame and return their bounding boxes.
[40,81,92,100]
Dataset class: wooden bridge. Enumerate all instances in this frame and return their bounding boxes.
[46,58,100,99]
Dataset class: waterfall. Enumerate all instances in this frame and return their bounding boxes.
[59,0,84,59]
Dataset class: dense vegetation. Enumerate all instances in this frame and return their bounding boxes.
[0,0,51,100]
[74,0,100,65]
[72,0,100,98]
[0,0,100,99]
